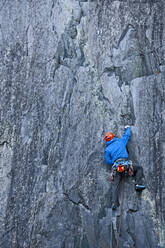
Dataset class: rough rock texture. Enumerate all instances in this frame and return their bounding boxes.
[0,0,165,247]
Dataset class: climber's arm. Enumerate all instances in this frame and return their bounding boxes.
[105,150,114,165]
[120,127,131,145]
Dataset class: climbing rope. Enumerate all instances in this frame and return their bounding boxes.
[116,174,126,248]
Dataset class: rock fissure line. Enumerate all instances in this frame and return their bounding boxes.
[63,193,91,211]
[0,140,9,146]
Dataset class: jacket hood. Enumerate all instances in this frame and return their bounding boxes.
[106,137,118,146]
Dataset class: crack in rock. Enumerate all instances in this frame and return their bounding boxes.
[63,192,91,211]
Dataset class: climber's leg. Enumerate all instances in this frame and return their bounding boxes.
[133,165,146,191]
[112,172,122,209]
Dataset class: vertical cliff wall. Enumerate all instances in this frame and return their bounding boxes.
[0,0,165,247]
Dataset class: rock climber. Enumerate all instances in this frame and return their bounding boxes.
[104,126,145,210]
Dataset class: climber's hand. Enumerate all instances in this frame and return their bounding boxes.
[110,174,114,183]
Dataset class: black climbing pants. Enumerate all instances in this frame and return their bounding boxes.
[112,165,144,206]
[133,165,144,185]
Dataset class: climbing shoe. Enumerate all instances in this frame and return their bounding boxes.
[135,184,146,191]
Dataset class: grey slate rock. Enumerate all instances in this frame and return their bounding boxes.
[0,0,165,247]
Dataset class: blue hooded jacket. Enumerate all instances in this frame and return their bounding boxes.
[105,127,131,165]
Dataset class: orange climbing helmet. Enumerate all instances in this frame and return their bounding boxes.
[105,132,115,142]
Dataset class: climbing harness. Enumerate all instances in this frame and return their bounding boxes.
[112,160,133,175]
[110,160,133,184]
[116,174,126,248]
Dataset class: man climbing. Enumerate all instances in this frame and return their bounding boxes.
[104,126,145,210]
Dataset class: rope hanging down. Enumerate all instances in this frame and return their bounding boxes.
[116,175,126,248]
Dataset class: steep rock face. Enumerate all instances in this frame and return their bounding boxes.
[0,0,165,247]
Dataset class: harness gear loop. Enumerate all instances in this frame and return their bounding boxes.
[116,174,126,248]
